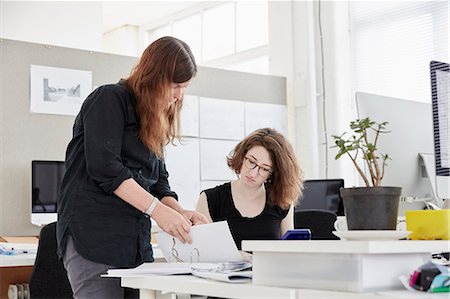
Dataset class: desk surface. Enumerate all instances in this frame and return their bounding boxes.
[0,243,37,267]
[120,275,448,299]
[121,275,382,299]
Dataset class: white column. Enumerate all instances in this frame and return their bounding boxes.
[269,1,356,184]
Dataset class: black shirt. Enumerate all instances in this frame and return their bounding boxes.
[203,183,289,250]
[56,81,177,268]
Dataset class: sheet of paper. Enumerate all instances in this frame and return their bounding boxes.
[191,270,252,283]
[106,262,218,277]
[157,221,244,263]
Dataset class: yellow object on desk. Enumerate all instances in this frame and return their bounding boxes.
[406,210,450,240]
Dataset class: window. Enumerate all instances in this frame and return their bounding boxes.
[145,1,269,75]
[202,2,235,61]
[350,1,449,103]
[173,14,202,61]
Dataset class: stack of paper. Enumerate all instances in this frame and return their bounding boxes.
[191,269,252,283]
[107,261,252,283]
[107,262,216,276]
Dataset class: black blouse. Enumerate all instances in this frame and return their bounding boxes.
[56,80,177,268]
[203,183,289,250]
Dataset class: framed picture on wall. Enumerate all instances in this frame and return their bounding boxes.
[30,64,92,116]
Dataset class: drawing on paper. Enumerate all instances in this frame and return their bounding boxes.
[30,65,92,116]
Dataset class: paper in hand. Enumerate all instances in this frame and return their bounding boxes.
[157,221,244,263]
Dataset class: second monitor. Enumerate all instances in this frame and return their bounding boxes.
[295,179,345,216]
[356,92,436,213]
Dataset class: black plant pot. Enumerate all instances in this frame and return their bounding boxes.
[340,186,401,230]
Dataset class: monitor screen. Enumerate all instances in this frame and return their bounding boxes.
[356,92,436,214]
[430,60,450,200]
[31,160,65,225]
[295,179,344,216]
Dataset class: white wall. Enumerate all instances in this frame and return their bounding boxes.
[102,25,141,57]
[0,1,103,51]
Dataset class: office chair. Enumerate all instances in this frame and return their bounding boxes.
[294,209,339,240]
[29,222,73,299]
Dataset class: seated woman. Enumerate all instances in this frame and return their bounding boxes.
[196,128,304,250]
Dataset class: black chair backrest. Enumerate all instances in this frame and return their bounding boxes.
[29,222,73,299]
[294,209,339,240]
[295,179,345,216]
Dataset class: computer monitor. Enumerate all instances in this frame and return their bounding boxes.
[295,179,345,216]
[356,92,435,214]
[31,160,65,226]
[430,61,450,201]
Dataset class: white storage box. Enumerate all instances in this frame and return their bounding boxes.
[242,240,449,293]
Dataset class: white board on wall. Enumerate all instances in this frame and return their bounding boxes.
[180,95,199,137]
[199,97,245,140]
[245,102,288,136]
[164,138,200,210]
[200,139,239,181]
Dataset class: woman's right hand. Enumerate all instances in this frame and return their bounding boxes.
[151,202,192,244]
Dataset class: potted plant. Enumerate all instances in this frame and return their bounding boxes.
[332,117,401,230]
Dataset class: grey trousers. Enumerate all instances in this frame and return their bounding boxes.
[63,236,124,299]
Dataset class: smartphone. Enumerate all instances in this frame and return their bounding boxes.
[281,229,312,240]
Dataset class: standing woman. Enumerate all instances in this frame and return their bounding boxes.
[57,36,208,299]
[196,128,303,250]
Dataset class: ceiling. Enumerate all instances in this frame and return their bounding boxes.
[102,1,204,32]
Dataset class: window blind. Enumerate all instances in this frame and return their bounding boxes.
[350,1,449,103]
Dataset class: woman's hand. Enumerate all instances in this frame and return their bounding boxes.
[180,210,209,225]
[151,203,192,244]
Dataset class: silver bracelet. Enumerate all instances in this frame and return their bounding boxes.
[145,197,159,217]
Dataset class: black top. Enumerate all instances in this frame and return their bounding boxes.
[56,81,178,268]
[203,183,289,250]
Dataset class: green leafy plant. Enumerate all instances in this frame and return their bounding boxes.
[332,117,390,187]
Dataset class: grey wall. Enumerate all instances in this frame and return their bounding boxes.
[0,38,286,236]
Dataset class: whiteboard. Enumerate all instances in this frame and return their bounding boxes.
[164,138,200,210]
[180,95,199,137]
[200,139,239,180]
[199,97,245,140]
[245,102,288,136]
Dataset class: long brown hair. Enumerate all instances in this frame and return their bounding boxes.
[227,128,304,209]
[126,36,197,157]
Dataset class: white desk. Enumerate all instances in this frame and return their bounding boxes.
[119,274,449,299]
[120,274,383,299]
[112,240,450,299]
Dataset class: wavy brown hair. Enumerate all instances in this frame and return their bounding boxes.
[227,128,304,209]
[125,36,197,157]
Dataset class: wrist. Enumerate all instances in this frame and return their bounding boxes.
[144,197,160,217]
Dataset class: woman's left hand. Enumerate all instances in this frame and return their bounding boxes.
[180,210,209,225]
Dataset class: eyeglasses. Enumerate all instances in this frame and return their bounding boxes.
[243,156,272,178]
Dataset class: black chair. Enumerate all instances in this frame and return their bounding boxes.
[294,209,339,240]
[29,222,73,299]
